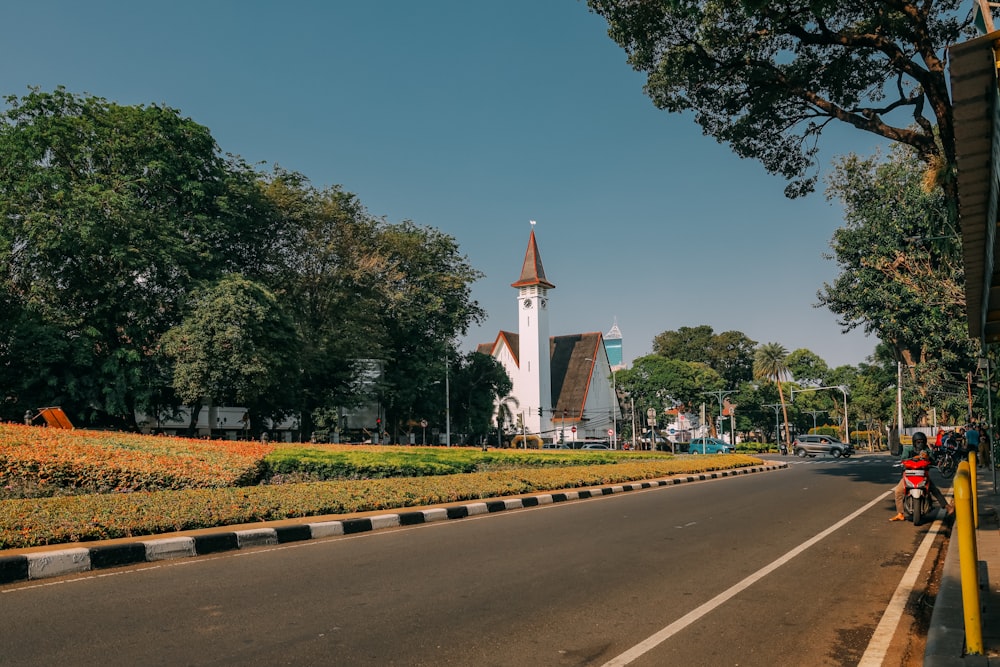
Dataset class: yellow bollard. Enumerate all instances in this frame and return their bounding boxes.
[954,462,983,655]
[968,452,979,527]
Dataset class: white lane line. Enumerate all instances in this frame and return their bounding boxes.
[857,491,951,665]
[601,490,892,667]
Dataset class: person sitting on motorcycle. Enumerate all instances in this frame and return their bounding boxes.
[891,432,953,521]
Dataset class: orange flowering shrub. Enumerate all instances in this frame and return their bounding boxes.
[0,424,273,494]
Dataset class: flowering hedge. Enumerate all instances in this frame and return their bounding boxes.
[0,426,765,549]
[0,424,272,494]
[264,444,665,479]
[0,455,761,549]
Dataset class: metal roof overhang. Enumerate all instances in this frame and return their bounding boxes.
[951,31,1000,344]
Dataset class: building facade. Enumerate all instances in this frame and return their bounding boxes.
[480,228,622,445]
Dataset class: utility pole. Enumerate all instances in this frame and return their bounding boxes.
[763,404,783,453]
[701,390,736,443]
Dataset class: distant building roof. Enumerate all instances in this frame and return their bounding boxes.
[605,318,622,340]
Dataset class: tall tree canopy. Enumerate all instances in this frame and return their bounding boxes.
[753,342,793,447]
[818,145,977,423]
[785,349,830,387]
[652,325,756,387]
[162,275,301,435]
[0,88,488,433]
[449,352,513,445]
[616,354,724,418]
[0,87,266,425]
[588,1,970,199]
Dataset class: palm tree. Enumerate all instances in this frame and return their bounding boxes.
[754,342,792,450]
[496,395,520,447]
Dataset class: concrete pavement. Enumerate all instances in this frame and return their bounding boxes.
[925,475,1000,665]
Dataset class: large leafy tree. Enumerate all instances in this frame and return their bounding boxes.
[731,379,784,443]
[845,353,897,447]
[754,342,793,448]
[616,354,724,420]
[162,275,301,435]
[652,325,756,386]
[261,171,388,435]
[818,145,977,424]
[449,352,513,445]
[588,1,970,200]
[785,349,830,387]
[0,89,486,433]
[375,223,485,434]
[0,88,268,425]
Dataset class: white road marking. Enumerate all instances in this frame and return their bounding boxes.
[601,490,893,667]
[857,493,951,665]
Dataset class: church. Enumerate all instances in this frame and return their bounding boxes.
[477,227,623,446]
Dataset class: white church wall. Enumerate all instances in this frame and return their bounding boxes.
[580,356,622,441]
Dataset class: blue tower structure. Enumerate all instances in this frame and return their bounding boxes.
[605,318,624,371]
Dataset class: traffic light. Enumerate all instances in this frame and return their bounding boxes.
[537,407,542,416]
[376,418,381,430]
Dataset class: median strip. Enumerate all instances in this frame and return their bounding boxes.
[0,463,786,586]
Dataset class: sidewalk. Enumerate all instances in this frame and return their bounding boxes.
[925,476,1000,665]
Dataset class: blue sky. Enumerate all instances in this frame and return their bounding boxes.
[3,1,885,369]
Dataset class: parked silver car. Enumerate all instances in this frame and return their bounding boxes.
[791,434,854,458]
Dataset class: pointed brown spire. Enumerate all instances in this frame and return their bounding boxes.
[511,229,555,289]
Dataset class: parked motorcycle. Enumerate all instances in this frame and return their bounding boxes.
[934,444,959,479]
[901,456,933,525]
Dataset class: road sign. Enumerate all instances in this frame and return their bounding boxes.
[420,419,428,428]
[571,426,577,433]
[607,429,613,436]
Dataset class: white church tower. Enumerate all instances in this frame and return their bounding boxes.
[512,225,554,437]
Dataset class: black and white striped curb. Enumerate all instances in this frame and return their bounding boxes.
[0,463,786,586]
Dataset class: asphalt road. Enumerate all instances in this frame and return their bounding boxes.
[0,455,941,666]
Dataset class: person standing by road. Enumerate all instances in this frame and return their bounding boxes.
[964,423,980,463]
[972,423,991,468]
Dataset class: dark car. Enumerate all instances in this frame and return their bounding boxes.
[791,434,854,458]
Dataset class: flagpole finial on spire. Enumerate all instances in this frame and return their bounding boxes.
[530,219,536,226]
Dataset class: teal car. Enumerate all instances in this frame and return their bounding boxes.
[688,437,733,454]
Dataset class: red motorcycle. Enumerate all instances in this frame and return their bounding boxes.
[901,457,933,525]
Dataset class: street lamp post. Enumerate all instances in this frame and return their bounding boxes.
[763,403,783,453]
[445,350,451,447]
[612,369,618,450]
[701,389,736,444]
[791,386,849,446]
[804,409,825,430]
[629,394,636,450]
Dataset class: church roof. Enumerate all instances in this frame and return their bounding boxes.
[511,229,555,289]
[550,332,604,421]
[476,331,604,421]
[479,330,520,366]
